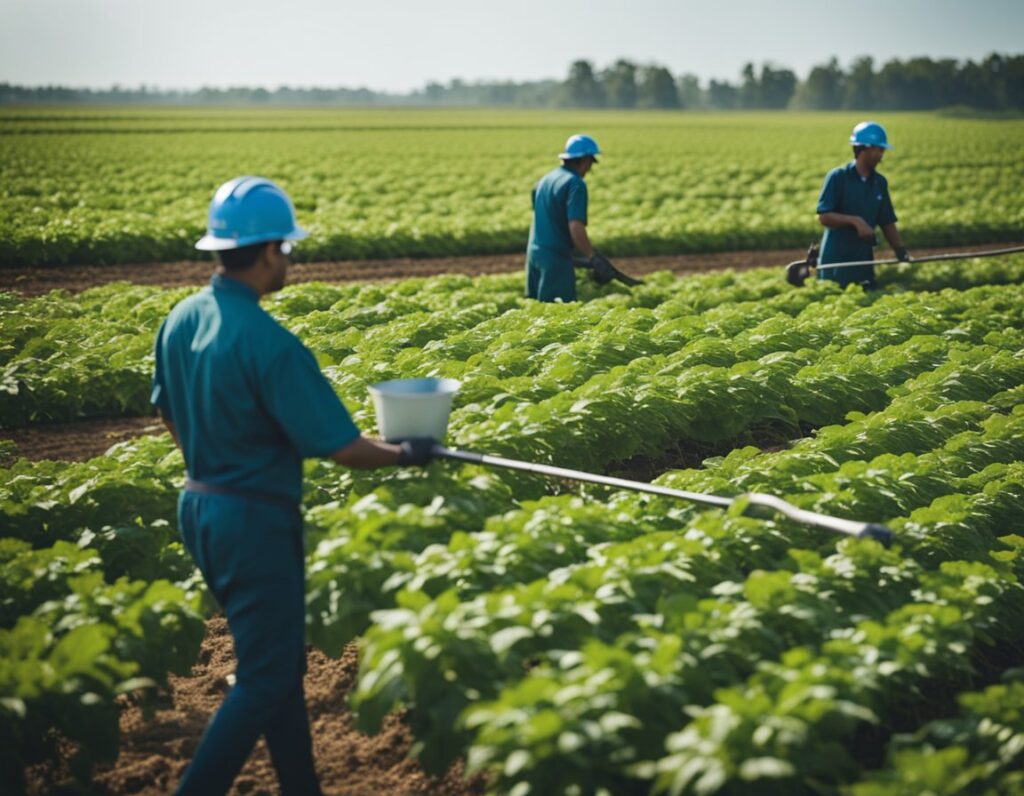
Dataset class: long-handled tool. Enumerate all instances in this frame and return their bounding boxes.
[433,445,894,546]
[785,243,1024,287]
[573,250,645,287]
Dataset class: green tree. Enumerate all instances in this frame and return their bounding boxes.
[638,65,679,109]
[842,56,875,109]
[707,80,738,109]
[601,59,638,108]
[676,74,703,109]
[564,60,605,107]
[739,62,759,108]
[759,63,797,108]
[792,57,845,109]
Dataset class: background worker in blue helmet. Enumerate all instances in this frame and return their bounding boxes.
[526,133,601,302]
[816,121,910,289]
[151,176,435,795]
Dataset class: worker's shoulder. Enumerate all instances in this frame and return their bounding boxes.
[161,286,211,329]
[539,166,582,190]
[245,303,303,353]
[825,161,856,180]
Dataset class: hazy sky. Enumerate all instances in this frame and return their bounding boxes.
[1,0,1021,91]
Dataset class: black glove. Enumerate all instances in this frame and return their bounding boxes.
[895,247,910,262]
[588,252,617,285]
[395,437,437,466]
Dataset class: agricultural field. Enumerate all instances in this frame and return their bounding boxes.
[2,108,1023,267]
[3,256,1024,793]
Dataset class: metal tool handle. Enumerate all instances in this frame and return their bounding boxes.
[808,243,1024,272]
[433,446,893,545]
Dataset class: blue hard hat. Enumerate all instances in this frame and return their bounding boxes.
[559,134,601,162]
[849,121,892,150]
[195,176,308,251]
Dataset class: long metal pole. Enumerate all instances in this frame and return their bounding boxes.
[804,243,1024,272]
[433,446,894,545]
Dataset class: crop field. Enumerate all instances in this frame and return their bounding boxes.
[3,254,1024,793]
[2,108,1023,267]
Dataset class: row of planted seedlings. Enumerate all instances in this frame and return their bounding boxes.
[2,267,1022,788]
[303,278,1024,786]
[341,390,1024,792]
[0,265,799,426]
[6,253,1022,429]
[304,345,1024,654]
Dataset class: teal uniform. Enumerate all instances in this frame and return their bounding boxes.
[526,165,589,302]
[152,274,358,794]
[816,161,897,288]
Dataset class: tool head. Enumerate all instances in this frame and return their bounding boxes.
[858,523,895,547]
[785,244,819,287]
[786,261,811,287]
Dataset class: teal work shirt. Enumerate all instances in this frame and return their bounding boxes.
[151,274,360,503]
[816,161,897,287]
[527,165,588,268]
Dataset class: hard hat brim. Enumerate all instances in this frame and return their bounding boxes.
[849,138,893,150]
[559,153,600,162]
[195,226,309,252]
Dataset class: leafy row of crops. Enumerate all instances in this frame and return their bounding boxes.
[2,108,1023,267]
[5,257,1024,430]
[2,258,1023,792]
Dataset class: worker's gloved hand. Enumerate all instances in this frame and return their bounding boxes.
[395,437,437,466]
[588,252,617,285]
[895,247,911,262]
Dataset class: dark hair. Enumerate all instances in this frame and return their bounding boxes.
[215,241,275,271]
[853,145,868,158]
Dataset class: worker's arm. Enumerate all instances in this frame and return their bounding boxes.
[330,436,401,468]
[569,220,595,258]
[818,212,875,241]
[880,223,909,260]
[159,413,181,450]
[329,435,435,468]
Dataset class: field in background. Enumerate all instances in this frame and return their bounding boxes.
[2,108,1022,266]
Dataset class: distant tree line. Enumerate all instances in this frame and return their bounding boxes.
[2,52,1021,110]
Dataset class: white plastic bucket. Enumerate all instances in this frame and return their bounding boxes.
[369,378,461,441]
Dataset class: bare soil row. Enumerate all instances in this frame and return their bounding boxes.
[1,248,813,295]
[26,617,484,796]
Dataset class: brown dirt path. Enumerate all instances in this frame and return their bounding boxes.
[0,248,809,295]
[27,617,485,796]
[1,416,163,463]
[1,243,1014,297]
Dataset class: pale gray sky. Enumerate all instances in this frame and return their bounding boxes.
[1,0,1021,91]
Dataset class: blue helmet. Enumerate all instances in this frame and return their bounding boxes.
[559,134,601,162]
[195,176,308,251]
[849,121,892,150]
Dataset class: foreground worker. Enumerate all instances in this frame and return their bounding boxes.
[816,121,910,289]
[152,176,435,795]
[525,133,601,302]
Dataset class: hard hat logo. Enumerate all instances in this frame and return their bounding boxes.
[195,176,308,252]
[559,134,601,162]
[849,121,892,150]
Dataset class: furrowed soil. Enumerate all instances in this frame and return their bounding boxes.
[0,248,810,295]
[1,416,164,463]
[0,243,1012,296]
[26,617,485,796]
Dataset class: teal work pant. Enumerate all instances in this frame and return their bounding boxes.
[817,263,877,290]
[526,254,577,302]
[174,492,321,796]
